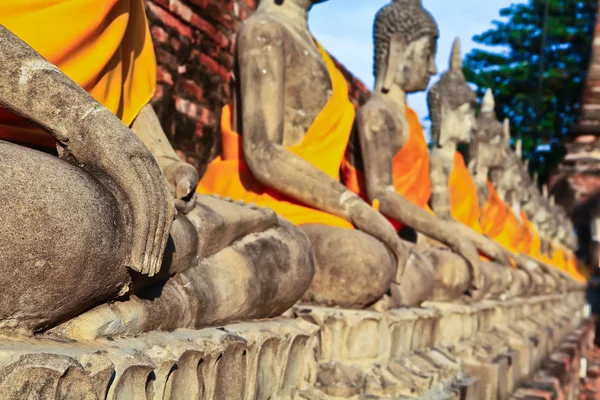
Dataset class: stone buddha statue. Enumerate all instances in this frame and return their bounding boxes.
[195,0,436,308]
[427,39,519,299]
[470,92,560,295]
[0,23,314,338]
[484,121,570,291]
[350,0,484,302]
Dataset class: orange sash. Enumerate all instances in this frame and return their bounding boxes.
[449,152,483,234]
[0,0,156,148]
[519,211,533,254]
[196,43,355,229]
[341,107,432,230]
[480,181,508,239]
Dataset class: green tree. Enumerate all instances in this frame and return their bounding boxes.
[463,0,597,184]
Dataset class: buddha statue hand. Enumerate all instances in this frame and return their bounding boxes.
[442,231,482,290]
[343,193,409,277]
[159,156,199,214]
[65,109,177,277]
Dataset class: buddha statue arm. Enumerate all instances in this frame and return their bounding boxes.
[429,150,453,218]
[0,26,175,277]
[356,106,481,286]
[236,21,408,272]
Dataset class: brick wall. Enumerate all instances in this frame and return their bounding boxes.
[145,0,370,174]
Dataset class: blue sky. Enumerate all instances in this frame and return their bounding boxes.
[309,0,525,133]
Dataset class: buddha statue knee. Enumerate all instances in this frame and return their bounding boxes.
[0,142,129,333]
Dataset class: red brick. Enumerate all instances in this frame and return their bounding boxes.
[150,0,169,8]
[147,1,193,39]
[169,37,181,52]
[151,26,169,44]
[157,66,174,85]
[188,0,208,8]
[181,79,204,102]
[194,51,221,75]
[152,84,164,102]
[195,122,205,137]
[169,0,228,48]
[174,96,198,119]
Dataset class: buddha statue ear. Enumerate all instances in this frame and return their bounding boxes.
[382,33,406,93]
[516,138,523,159]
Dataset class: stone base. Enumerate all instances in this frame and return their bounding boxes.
[0,318,319,400]
[0,292,588,399]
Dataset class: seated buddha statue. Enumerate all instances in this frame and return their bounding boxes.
[196,0,436,308]
[488,134,567,292]
[0,1,314,338]
[347,0,483,302]
[469,91,543,296]
[427,39,518,299]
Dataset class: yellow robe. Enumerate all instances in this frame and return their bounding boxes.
[449,152,483,234]
[197,42,355,229]
[0,0,156,148]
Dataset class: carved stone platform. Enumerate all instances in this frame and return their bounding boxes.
[0,318,319,400]
[0,292,588,399]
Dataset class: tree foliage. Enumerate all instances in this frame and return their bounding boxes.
[463,0,597,184]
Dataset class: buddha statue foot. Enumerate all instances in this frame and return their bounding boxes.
[50,206,315,341]
[0,317,319,400]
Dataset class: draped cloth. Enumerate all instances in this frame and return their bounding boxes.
[0,0,156,148]
[341,107,432,231]
[197,42,355,229]
[449,152,483,234]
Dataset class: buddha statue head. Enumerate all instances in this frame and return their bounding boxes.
[471,90,510,173]
[428,38,477,148]
[373,0,439,93]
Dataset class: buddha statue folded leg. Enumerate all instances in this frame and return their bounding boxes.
[51,208,315,340]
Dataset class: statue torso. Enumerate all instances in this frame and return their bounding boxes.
[237,12,332,148]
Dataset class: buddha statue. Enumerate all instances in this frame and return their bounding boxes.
[469,91,542,296]
[349,0,484,302]
[427,39,520,299]
[196,0,435,308]
[0,12,314,338]
[485,121,568,292]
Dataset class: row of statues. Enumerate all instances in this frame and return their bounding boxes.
[0,0,585,340]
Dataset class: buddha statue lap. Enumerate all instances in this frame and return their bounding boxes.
[0,5,314,339]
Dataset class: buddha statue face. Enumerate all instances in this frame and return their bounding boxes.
[374,0,439,93]
[428,38,477,147]
[471,90,509,171]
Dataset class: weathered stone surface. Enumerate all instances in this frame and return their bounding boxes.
[0,317,319,400]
